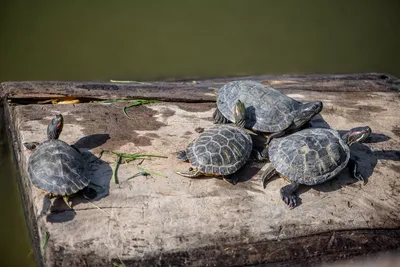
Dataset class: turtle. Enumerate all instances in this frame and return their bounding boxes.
[213,80,323,146]
[261,126,372,208]
[24,114,100,217]
[176,100,253,184]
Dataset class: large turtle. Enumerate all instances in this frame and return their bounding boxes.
[24,114,98,217]
[176,101,253,184]
[261,126,371,208]
[213,80,323,145]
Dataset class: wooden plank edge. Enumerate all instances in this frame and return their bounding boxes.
[45,228,400,267]
[2,101,44,267]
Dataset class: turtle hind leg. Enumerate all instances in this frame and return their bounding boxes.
[348,158,366,185]
[212,108,229,124]
[280,182,299,209]
[261,164,277,188]
[250,149,268,162]
[222,175,239,185]
[176,168,203,178]
[176,150,189,162]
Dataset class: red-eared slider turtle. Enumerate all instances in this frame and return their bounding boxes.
[213,80,323,145]
[261,126,371,208]
[24,114,98,217]
[176,101,253,184]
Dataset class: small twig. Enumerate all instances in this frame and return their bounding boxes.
[86,199,110,216]
[110,151,167,159]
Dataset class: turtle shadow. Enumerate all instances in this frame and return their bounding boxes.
[46,135,112,223]
[231,160,265,184]
[302,132,400,194]
[308,114,331,129]
[73,133,110,150]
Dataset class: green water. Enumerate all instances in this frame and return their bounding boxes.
[0,1,399,266]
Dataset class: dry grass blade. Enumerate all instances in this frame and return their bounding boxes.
[122,99,159,119]
[102,150,167,184]
[41,231,50,249]
[113,156,122,184]
[137,166,167,178]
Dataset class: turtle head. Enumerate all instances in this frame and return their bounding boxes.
[341,126,371,146]
[292,101,323,129]
[233,100,246,128]
[47,114,64,140]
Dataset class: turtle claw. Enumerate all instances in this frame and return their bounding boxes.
[353,172,366,184]
[280,182,300,209]
[282,195,297,209]
[63,196,72,209]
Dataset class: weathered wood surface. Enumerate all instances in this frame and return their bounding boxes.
[2,74,400,267]
[1,73,400,102]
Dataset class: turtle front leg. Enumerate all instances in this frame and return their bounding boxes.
[212,108,229,124]
[176,150,189,162]
[176,167,203,178]
[62,196,72,209]
[261,164,277,188]
[280,182,299,209]
[266,131,285,145]
[348,158,366,185]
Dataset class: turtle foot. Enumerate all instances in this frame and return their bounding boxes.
[280,182,300,209]
[24,142,40,151]
[251,148,268,162]
[282,195,297,209]
[222,176,238,185]
[348,158,367,185]
[83,187,98,200]
[212,108,229,124]
[63,196,72,209]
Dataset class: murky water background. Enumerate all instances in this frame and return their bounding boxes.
[1,1,399,266]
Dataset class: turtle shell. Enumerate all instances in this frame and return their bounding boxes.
[186,125,252,175]
[28,139,90,195]
[268,128,350,185]
[217,80,300,132]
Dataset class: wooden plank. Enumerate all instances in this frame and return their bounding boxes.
[3,75,400,266]
[1,73,400,102]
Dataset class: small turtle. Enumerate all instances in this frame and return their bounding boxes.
[24,114,99,217]
[176,101,253,184]
[213,80,323,145]
[261,126,371,208]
